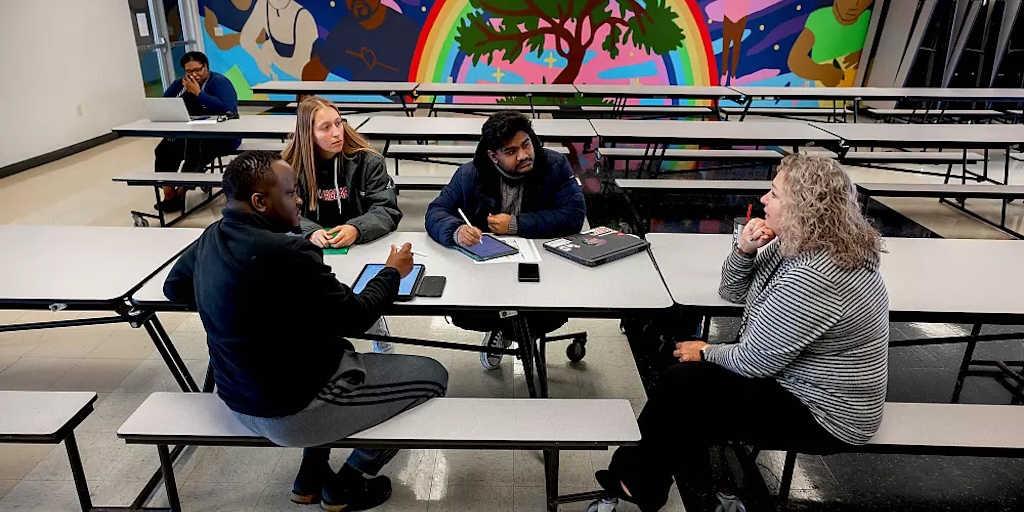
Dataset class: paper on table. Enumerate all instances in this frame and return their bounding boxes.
[473,237,542,265]
[187,119,219,125]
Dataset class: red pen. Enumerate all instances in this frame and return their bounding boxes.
[746,204,762,242]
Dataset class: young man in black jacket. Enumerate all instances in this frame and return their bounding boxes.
[163,151,447,511]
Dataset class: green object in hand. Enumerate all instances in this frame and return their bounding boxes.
[324,247,349,255]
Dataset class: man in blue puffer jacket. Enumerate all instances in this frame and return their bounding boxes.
[425,111,586,370]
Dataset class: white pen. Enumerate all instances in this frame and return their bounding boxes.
[457,207,473,228]
[411,250,428,258]
[456,207,482,245]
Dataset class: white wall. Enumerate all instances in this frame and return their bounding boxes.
[0,0,145,169]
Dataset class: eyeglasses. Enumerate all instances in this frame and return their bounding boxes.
[183,65,206,75]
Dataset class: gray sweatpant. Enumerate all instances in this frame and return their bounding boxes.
[233,351,448,475]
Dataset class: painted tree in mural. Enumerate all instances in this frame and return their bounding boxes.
[456,0,685,84]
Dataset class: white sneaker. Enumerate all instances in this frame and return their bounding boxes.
[587,498,618,512]
[372,340,396,354]
[714,492,746,512]
[479,331,505,370]
[366,318,396,354]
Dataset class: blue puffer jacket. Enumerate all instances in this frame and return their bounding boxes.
[425,148,586,246]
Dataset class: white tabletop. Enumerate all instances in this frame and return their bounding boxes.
[811,122,1024,147]
[134,265,175,306]
[591,119,838,146]
[733,86,1024,101]
[252,81,418,95]
[895,87,1024,101]
[856,182,1024,198]
[0,391,97,438]
[647,233,1024,320]
[732,86,913,100]
[575,84,741,100]
[113,115,368,139]
[616,179,772,194]
[358,117,596,142]
[133,232,673,314]
[112,172,224,185]
[0,225,201,307]
[414,83,579,97]
[333,233,671,313]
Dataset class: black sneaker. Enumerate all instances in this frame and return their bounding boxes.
[154,196,184,213]
[291,461,333,505]
[321,474,392,512]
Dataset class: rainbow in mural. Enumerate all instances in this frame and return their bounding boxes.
[409,0,718,103]
[198,0,875,108]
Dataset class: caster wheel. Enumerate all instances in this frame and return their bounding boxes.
[201,186,212,195]
[566,341,586,363]
[132,214,149,227]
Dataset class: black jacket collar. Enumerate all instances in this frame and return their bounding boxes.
[221,208,298,234]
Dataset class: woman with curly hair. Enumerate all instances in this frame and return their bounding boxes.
[594,154,889,512]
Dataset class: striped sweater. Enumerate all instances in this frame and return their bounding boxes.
[706,240,889,445]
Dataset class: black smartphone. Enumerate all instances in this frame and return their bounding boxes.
[416,276,447,297]
[518,263,540,282]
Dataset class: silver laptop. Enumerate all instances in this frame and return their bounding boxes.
[144,97,213,123]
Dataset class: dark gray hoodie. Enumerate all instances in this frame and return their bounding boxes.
[297,150,402,243]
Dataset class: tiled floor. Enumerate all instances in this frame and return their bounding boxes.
[0,130,1022,511]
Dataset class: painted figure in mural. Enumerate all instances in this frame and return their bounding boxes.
[720,0,749,86]
[240,0,318,80]
[202,0,257,51]
[302,0,419,82]
[705,0,786,85]
[787,0,873,87]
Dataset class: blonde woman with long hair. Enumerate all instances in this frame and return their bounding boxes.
[284,96,401,354]
[593,155,889,512]
[284,96,401,248]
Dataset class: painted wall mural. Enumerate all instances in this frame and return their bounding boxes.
[199,0,873,105]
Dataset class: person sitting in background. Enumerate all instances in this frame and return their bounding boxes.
[425,111,586,369]
[153,51,239,212]
[163,150,447,511]
[283,95,402,354]
[593,154,889,512]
